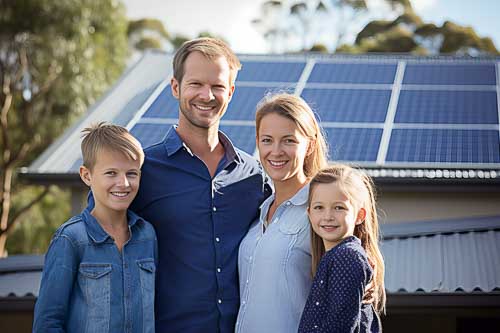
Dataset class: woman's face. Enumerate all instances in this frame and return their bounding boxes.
[257,112,310,186]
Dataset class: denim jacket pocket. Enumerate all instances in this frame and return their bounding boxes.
[78,263,112,333]
[137,258,156,333]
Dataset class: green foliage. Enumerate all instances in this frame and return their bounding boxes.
[0,0,129,255]
[127,18,170,39]
[134,36,163,51]
[127,18,170,52]
[309,43,329,53]
[6,186,70,255]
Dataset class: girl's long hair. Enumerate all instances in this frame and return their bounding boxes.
[308,164,386,314]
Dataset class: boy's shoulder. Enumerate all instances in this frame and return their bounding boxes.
[53,214,88,242]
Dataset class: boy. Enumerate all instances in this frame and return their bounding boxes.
[33,122,157,333]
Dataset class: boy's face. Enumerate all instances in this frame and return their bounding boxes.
[80,148,141,217]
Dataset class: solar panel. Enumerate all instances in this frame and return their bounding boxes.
[403,64,497,85]
[324,128,383,162]
[386,129,500,163]
[225,86,290,120]
[308,63,397,84]
[220,125,256,154]
[130,123,171,148]
[142,85,178,118]
[238,61,306,82]
[301,88,391,122]
[395,90,498,124]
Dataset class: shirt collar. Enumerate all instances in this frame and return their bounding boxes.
[163,125,241,163]
[82,207,143,244]
[258,183,310,221]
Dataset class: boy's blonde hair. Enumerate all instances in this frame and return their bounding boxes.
[81,122,144,171]
[255,93,329,178]
[173,37,242,85]
[308,164,386,314]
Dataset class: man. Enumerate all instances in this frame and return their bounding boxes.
[131,38,270,332]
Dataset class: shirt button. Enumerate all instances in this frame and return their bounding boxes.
[215,237,220,242]
[315,301,320,306]
[218,299,222,304]
[213,207,217,212]
[217,268,221,273]
[286,201,291,206]
[246,279,249,284]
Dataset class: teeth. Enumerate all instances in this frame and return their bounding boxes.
[111,192,128,197]
[195,104,214,110]
[269,160,286,167]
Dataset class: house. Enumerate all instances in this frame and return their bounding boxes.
[6,50,500,331]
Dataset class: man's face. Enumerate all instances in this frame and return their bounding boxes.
[171,51,235,131]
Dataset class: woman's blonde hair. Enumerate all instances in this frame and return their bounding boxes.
[308,164,386,314]
[255,93,328,178]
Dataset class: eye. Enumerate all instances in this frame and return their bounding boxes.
[127,171,139,177]
[284,138,297,144]
[312,205,323,210]
[105,171,116,176]
[335,205,346,211]
[260,138,271,144]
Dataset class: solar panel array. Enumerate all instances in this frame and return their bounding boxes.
[131,56,500,168]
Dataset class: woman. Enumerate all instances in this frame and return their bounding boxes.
[236,93,329,332]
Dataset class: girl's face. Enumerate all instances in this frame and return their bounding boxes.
[308,182,365,251]
[257,113,309,186]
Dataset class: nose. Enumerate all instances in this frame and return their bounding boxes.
[270,142,283,155]
[199,85,215,101]
[117,174,130,187]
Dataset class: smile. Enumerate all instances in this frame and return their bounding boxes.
[193,104,215,111]
[268,160,287,167]
[111,192,129,197]
[320,225,339,231]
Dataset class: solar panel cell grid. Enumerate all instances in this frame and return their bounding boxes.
[225,86,289,120]
[142,85,179,118]
[403,64,497,85]
[302,89,391,122]
[219,125,256,154]
[237,61,306,82]
[130,123,171,148]
[386,129,500,163]
[324,128,383,162]
[395,90,498,124]
[308,63,397,84]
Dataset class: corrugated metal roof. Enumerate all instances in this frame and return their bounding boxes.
[0,255,43,298]
[1,216,499,298]
[382,216,500,293]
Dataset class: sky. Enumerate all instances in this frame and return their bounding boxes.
[122,0,500,53]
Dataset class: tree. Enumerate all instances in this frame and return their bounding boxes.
[0,0,129,257]
[346,5,499,55]
[127,18,171,52]
[252,0,403,52]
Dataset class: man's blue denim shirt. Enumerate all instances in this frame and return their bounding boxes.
[130,126,270,333]
[33,208,158,333]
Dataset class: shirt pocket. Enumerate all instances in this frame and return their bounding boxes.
[137,258,156,333]
[78,263,112,333]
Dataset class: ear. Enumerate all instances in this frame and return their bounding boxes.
[79,166,92,187]
[171,77,180,99]
[227,84,235,101]
[355,208,366,225]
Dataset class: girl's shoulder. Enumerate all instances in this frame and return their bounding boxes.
[322,236,371,271]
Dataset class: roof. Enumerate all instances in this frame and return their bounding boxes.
[20,51,500,185]
[382,215,500,293]
[1,216,499,299]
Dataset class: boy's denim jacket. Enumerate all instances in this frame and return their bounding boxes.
[33,208,158,333]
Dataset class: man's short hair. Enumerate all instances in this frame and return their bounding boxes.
[81,122,144,171]
[173,37,242,85]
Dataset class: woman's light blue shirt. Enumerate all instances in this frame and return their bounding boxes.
[236,184,312,333]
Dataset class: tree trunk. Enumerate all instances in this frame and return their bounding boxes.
[0,166,13,257]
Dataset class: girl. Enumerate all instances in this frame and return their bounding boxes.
[299,165,385,332]
[236,93,329,332]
